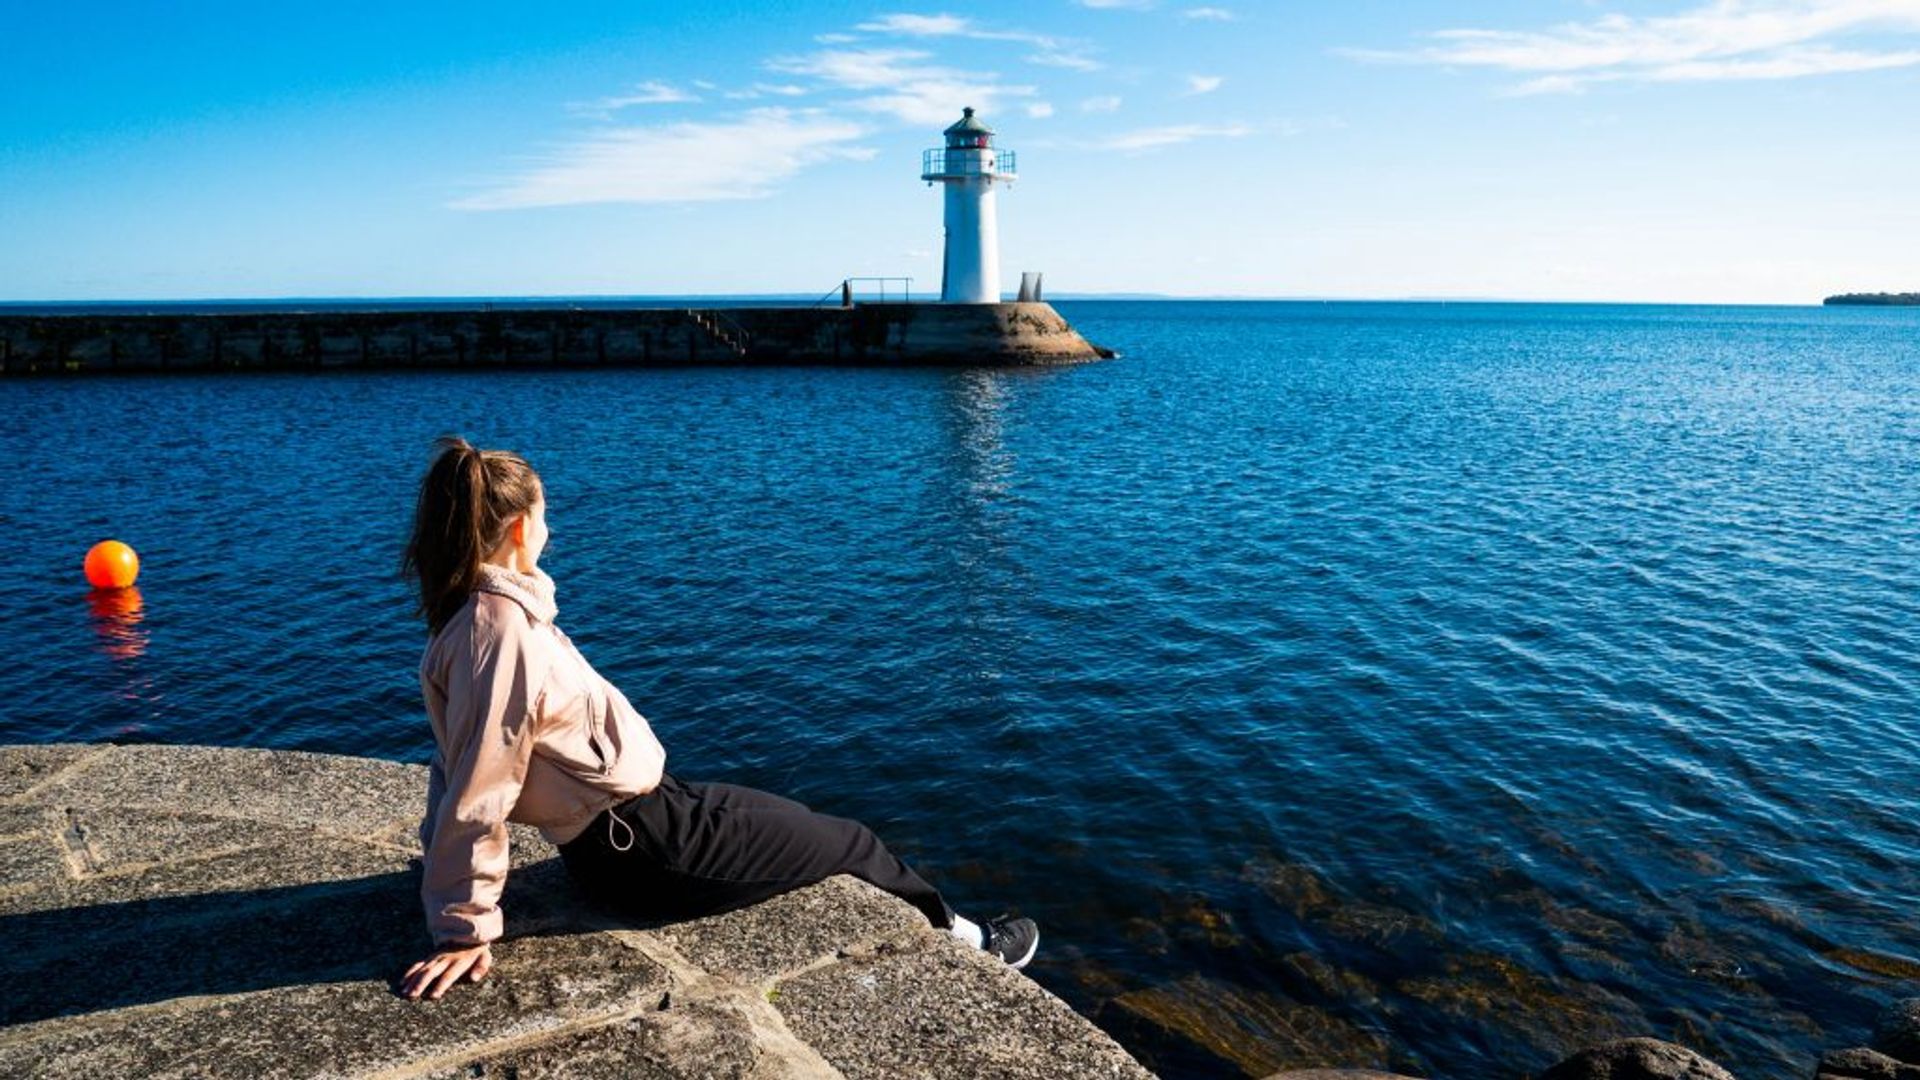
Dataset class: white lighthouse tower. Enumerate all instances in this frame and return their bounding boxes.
[922,107,1016,304]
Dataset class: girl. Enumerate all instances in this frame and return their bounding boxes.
[397,437,1037,1001]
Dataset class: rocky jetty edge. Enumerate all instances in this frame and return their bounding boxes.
[0,742,1149,1079]
[0,301,1114,374]
[3,742,1912,1079]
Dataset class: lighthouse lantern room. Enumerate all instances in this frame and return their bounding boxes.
[921,107,1017,304]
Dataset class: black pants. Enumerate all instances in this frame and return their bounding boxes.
[557,772,954,929]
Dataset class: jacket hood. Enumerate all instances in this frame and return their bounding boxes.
[473,563,559,625]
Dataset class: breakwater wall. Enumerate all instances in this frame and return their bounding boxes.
[0,301,1112,375]
[0,743,1155,1079]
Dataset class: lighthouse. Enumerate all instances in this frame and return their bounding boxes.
[922,107,1017,304]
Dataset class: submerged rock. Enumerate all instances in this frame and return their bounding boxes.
[1537,1037,1736,1080]
[1397,950,1644,1063]
[1873,999,1920,1065]
[1262,1071,1423,1079]
[1106,973,1396,1076]
[1818,1046,1920,1079]
[1812,998,1920,1079]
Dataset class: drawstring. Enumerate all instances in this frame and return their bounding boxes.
[606,810,635,852]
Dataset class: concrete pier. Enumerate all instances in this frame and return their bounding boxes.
[0,742,1153,1079]
[0,302,1113,375]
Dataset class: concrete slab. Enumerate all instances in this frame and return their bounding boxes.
[428,1000,762,1080]
[0,932,669,1080]
[0,744,1157,1079]
[660,875,931,985]
[0,833,69,889]
[0,804,54,837]
[36,743,425,838]
[65,807,350,873]
[0,743,97,800]
[0,832,414,917]
[775,933,1156,1080]
[0,866,419,1025]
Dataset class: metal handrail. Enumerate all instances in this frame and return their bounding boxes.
[707,309,749,344]
[686,309,750,354]
[921,148,1016,179]
[813,277,917,307]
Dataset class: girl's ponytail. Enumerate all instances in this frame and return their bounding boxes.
[402,436,544,635]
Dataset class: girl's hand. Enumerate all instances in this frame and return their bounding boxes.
[399,943,494,1000]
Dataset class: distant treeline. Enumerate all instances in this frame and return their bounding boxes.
[1824,292,1920,306]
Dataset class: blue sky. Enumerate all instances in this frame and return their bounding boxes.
[2,1,1915,302]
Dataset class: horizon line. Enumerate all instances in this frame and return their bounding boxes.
[0,292,1864,308]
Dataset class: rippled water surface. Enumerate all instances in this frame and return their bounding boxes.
[6,301,1920,1077]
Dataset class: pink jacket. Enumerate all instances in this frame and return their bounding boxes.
[418,564,665,946]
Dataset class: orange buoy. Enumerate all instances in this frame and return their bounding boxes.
[84,540,140,589]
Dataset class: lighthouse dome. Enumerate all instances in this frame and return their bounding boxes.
[943,107,994,147]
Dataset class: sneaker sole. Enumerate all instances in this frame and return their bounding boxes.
[1007,930,1039,970]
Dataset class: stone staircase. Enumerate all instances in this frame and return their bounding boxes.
[687,309,751,359]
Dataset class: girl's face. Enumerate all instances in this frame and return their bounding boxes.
[516,497,549,573]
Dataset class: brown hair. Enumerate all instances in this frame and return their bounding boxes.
[402,436,544,635]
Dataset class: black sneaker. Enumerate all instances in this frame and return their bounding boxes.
[981,915,1040,969]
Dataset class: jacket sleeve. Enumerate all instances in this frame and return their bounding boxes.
[419,606,542,947]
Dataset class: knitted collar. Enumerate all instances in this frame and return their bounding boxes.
[474,563,559,625]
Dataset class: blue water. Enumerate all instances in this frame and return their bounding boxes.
[5,301,1919,1077]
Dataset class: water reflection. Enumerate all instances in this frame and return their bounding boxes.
[84,586,159,738]
[86,586,148,661]
[947,369,1015,505]
[936,369,1025,695]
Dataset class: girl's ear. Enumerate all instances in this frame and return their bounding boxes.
[510,514,527,547]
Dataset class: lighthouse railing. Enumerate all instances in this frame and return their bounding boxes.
[920,148,1016,179]
[812,277,917,308]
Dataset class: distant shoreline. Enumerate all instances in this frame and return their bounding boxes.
[1824,292,1920,306]
[0,296,1880,315]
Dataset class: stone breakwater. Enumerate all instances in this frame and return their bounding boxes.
[3,743,1911,1079]
[0,743,1151,1079]
[0,302,1114,374]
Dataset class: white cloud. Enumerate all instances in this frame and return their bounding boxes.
[1028,47,1104,71]
[815,32,858,44]
[856,14,971,36]
[1185,74,1225,94]
[451,110,873,210]
[1181,7,1235,20]
[771,48,933,89]
[768,48,1037,125]
[1506,42,1920,93]
[1350,0,1920,92]
[1648,41,1920,78]
[723,82,811,101]
[569,80,700,116]
[462,16,1069,214]
[853,12,1103,71]
[1104,123,1252,151]
[1080,94,1124,112]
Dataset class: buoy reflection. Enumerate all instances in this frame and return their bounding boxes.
[87,586,148,660]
